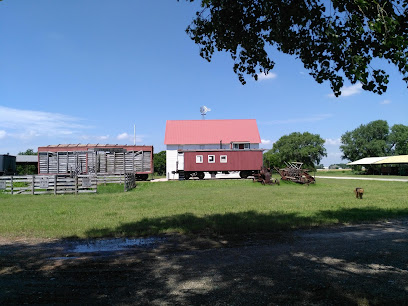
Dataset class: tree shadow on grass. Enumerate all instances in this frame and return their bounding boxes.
[84,207,408,238]
[1,207,408,304]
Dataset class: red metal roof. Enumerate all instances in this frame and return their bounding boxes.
[164,119,261,145]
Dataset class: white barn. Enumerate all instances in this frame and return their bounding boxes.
[164,119,262,180]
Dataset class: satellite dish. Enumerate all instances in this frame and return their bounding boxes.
[200,106,211,119]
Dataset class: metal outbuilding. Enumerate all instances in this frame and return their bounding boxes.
[373,155,408,164]
[347,155,408,175]
[347,157,389,165]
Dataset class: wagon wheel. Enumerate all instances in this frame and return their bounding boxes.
[197,172,205,180]
[240,171,249,179]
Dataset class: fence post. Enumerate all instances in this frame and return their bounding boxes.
[75,176,78,195]
[124,173,127,192]
[10,176,13,195]
[54,175,57,195]
[32,175,35,195]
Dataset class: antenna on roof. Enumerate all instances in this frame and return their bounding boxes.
[200,106,211,119]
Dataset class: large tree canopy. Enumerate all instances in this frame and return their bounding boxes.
[340,120,408,161]
[389,123,408,154]
[340,120,390,161]
[264,132,327,169]
[186,0,408,96]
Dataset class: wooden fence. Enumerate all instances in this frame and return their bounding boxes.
[0,173,137,195]
[124,173,136,192]
[0,175,97,195]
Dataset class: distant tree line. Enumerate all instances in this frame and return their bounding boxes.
[263,120,408,171]
[340,120,408,161]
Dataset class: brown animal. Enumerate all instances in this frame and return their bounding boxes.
[354,188,364,199]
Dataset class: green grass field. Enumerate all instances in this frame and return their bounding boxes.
[0,178,407,239]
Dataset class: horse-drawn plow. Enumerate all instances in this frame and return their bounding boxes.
[274,162,315,184]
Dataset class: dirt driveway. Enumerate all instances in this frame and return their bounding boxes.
[1,219,407,305]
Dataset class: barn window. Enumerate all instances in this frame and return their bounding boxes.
[220,155,227,163]
[233,143,250,150]
[196,155,203,163]
[208,155,215,163]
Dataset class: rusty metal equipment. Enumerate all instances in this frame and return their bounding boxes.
[274,162,315,184]
[253,166,280,185]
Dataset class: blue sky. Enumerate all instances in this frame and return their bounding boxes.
[1,1,407,166]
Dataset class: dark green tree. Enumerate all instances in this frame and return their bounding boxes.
[153,151,166,176]
[389,124,408,155]
[263,151,280,168]
[340,120,391,161]
[186,0,408,96]
[266,132,327,169]
[18,149,37,155]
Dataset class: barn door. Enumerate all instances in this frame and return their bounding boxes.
[177,152,184,171]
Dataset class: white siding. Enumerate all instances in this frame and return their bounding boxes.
[166,149,179,180]
[167,143,259,150]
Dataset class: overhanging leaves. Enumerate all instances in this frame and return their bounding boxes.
[185,0,408,96]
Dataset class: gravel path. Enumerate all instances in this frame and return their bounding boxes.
[1,219,408,304]
[315,176,408,182]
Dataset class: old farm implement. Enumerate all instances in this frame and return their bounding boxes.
[253,166,280,185]
[275,162,315,184]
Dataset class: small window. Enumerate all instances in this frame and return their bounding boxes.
[208,155,215,163]
[196,155,203,163]
[220,155,227,163]
[233,143,250,150]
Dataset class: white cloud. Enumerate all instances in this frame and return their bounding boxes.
[0,130,6,139]
[0,106,87,139]
[261,114,332,125]
[325,138,341,145]
[380,99,391,105]
[328,83,362,98]
[97,135,110,140]
[257,72,277,81]
[116,132,145,144]
[117,132,130,140]
[261,139,272,145]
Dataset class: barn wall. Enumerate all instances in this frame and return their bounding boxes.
[183,150,263,172]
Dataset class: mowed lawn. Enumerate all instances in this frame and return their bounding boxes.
[0,178,407,238]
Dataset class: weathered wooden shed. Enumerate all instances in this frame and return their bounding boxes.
[37,144,153,180]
